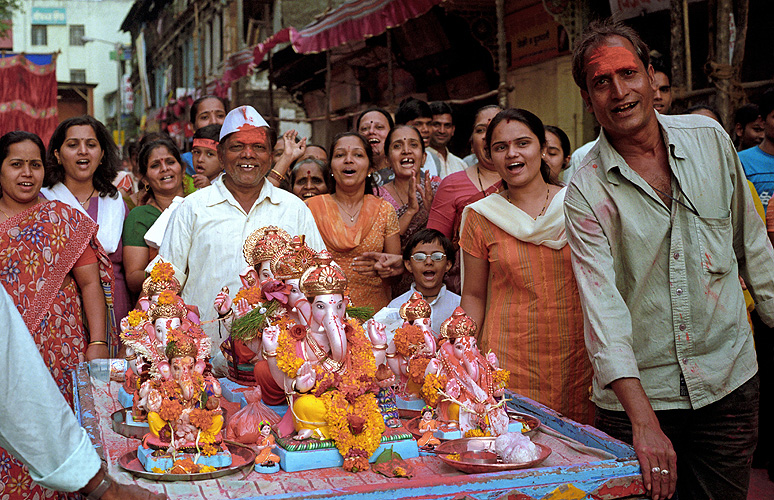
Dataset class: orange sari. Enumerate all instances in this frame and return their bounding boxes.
[306,194,399,310]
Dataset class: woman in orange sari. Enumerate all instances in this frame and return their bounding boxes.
[0,131,116,499]
[306,132,400,310]
[459,109,593,425]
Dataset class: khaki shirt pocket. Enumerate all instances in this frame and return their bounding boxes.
[694,213,734,275]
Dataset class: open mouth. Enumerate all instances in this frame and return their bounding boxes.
[506,162,525,173]
[400,157,415,167]
[160,175,175,181]
[238,164,257,171]
[422,270,437,280]
[368,138,380,145]
[18,182,34,187]
[301,192,316,199]
[76,159,90,167]
[612,102,637,114]
[342,168,357,175]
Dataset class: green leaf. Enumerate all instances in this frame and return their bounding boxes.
[373,446,402,464]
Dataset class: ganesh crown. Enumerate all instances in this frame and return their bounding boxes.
[142,262,181,297]
[439,307,477,340]
[148,300,186,323]
[399,292,432,322]
[299,251,348,296]
[242,226,292,267]
[271,235,317,280]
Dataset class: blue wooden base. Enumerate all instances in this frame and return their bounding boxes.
[433,420,526,440]
[137,444,232,471]
[218,377,289,417]
[254,461,280,473]
[118,386,134,409]
[396,395,425,411]
[276,437,419,472]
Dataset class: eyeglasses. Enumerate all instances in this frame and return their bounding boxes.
[411,252,446,262]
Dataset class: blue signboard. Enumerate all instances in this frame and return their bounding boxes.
[31,7,66,25]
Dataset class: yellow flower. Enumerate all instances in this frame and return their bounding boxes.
[493,368,510,389]
[127,309,148,327]
[234,286,263,305]
[150,262,175,281]
[420,373,446,407]
[277,323,304,378]
[157,289,177,305]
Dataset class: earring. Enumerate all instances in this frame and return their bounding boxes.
[144,184,150,193]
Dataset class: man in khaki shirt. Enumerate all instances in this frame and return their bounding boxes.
[564,19,774,500]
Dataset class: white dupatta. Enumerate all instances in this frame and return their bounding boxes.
[40,183,124,254]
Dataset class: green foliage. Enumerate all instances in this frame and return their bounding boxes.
[0,0,22,38]
[230,300,281,341]
[346,306,375,322]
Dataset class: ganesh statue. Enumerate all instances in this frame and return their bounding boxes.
[386,292,438,400]
[215,226,291,392]
[421,307,511,437]
[261,251,397,472]
[133,327,228,472]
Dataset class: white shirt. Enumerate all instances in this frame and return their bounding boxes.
[563,139,597,184]
[153,177,326,349]
[428,147,467,179]
[0,288,101,492]
[373,284,460,341]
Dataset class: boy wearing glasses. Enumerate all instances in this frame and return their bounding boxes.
[378,229,460,336]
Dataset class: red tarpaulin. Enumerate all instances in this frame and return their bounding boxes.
[221,27,293,88]
[0,54,58,144]
[291,0,444,54]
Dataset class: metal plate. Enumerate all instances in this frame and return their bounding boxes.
[503,411,541,437]
[405,413,541,440]
[111,409,148,439]
[117,442,256,481]
[434,437,551,474]
[404,417,459,440]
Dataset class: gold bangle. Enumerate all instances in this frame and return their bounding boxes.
[125,353,137,361]
[262,349,277,358]
[269,168,286,181]
[89,340,108,346]
[371,344,388,350]
[385,352,397,358]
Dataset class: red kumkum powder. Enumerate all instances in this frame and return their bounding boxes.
[587,45,640,81]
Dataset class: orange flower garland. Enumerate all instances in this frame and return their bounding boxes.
[420,372,447,407]
[234,285,263,306]
[150,262,175,281]
[393,324,425,358]
[493,368,510,390]
[157,290,177,305]
[127,309,148,327]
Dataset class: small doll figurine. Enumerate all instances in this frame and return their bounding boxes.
[255,420,281,467]
[417,406,441,450]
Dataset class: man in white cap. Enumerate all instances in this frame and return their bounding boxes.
[152,105,326,374]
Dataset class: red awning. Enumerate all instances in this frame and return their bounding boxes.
[290,0,444,54]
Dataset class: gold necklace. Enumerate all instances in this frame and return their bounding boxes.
[506,186,550,219]
[334,196,363,223]
[475,167,486,196]
[78,187,96,207]
[0,205,11,220]
[391,183,408,206]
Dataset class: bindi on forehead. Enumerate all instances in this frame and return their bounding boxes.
[587,45,640,80]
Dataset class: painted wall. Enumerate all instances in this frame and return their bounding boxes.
[12,0,133,124]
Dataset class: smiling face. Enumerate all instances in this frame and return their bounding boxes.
[737,117,765,150]
[358,111,391,157]
[330,135,370,192]
[194,97,226,130]
[387,126,426,180]
[581,36,657,142]
[405,240,451,297]
[0,140,45,207]
[54,124,104,185]
[219,128,272,191]
[471,107,500,169]
[406,117,433,147]
[431,113,455,149]
[192,145,221,180]
[144,145,183,196]
[543,130,569,179]
[292,162,329,200]
[489,119,546,189]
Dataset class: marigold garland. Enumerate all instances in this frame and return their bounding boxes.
[277,324,305,378]
[189,408,213,430]
[159,398,183,422]
[322,390,384,470]
[492,368,510,390]
[157,290,177,305]
[420,372,447,407]
[127,309,148,327]
[407,357,430,385]
[150,262,175,281]
[393,324,425,358]
[464,428,491,438]
[234,285,263,305]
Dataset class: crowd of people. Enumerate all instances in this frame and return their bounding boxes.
[1,16,773,500]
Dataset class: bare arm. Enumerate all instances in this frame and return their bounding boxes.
[460,250,488,336]
[123,245,150,294]
[72,262,108,360]
[268,130,306,186]
[609,378,677,500]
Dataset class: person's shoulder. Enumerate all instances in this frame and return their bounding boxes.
[266,183,308,206]
[738,145,765,163]
[127,204,160,220]
[388,289,413,309]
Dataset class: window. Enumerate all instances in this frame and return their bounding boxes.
[69,25,85,46]
[31,25,46,46]
[70,69,86,83]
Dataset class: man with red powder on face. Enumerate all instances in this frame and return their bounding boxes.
[563,19,774,500]
[151,106,326,396]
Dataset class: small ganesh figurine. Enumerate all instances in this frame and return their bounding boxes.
[143,333,225,455]
[386,292,437,397]
[422,307,510,436]
[138,262,200,324]
[214,226,291,388]
[262,252,388,471]
[255,421,281,467]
